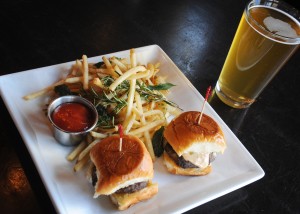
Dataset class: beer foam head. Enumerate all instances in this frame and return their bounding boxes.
[263,16,298,38]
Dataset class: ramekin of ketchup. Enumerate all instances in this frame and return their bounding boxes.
[48,96,98,146]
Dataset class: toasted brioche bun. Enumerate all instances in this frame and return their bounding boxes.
[164,111,226,156]
[163,152,212,176]
[110,182,158,210]
[90,135,154,197]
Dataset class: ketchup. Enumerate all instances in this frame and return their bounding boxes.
[51,102,94,132]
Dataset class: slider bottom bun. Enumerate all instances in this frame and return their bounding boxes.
[163,152,212,176]
[110,182,158,210]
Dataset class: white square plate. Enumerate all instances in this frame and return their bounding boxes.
[0,45,264,214]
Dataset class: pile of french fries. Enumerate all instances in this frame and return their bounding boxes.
[24,48,180,172]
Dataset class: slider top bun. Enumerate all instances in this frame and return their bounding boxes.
[90,135,153,197]
[164,111,226,156]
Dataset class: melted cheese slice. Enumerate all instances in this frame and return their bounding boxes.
[182,152,210,169]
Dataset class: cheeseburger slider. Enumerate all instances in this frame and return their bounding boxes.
[89,134,158,210]
[163,111,226,176]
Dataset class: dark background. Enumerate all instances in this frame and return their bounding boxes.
[0,0,299,213]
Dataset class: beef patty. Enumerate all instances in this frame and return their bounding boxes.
[91,166,148,194]
[164,143,216,168]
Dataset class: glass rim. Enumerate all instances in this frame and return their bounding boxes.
[245,0,300,44]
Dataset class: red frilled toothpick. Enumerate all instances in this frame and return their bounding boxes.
[197,86,212,125]
[118,124,123,151]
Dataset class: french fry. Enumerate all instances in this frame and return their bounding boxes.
[125,79,136,119]
[23,79,64,100]
[88,67,110,74]
[134,92,155,160]
[64,75,95,84]
[23,88,51,100]
[74,154,90,172]
[90,131,108,139]
[130,49,137,68]
[123,113,136,134]
[128,119,165,136]
[143,131,155,160]
[131,106,142,118]
[64,76,81,83]
[114,65,123,76]
[91,77,104,88]
[96,126,118,133]
[67,141,87,161]
[147,63,154,77]
[144,109,164,118]
[82,55,89,90]
[94,57,117,77]
[78,139,100,161]
[110,56,127,71]
[127,70,150,80]
[109,66,146,91]
[133,120,141,126]
[76,59,83,74]
[108,68,119,78]
[102,56,112,69]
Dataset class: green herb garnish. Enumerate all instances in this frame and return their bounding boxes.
[148,83,175,91]
[54,84,75,96]
[95,104,115,128]
[94,61,105,68]
[152,126,165,157]
[136,81,180,109]
[90,87,127,115]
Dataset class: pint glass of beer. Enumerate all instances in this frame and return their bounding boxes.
[215,0,300,108]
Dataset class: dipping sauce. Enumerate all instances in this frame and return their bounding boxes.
[51,102,95,132]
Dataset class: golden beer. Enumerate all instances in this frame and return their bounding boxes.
[216,1,300,108]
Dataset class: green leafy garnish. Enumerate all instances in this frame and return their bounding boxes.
[152,126,165,157]
[148,83,175,91]
[94,61,105,68]
[54,84,74,96]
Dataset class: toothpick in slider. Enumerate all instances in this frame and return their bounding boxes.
[197,86,212,125]
[118,124,123,151]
